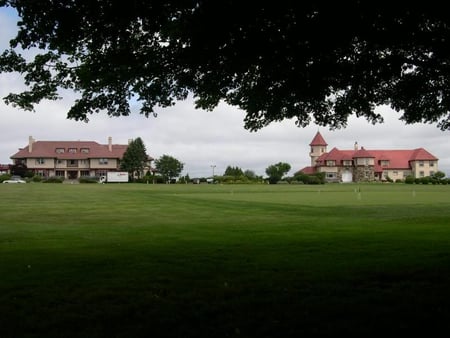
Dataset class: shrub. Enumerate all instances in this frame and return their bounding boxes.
[43,176,64,183]
[405,175,415,184]
[79,176,99,183]
[0,174,12,183]
[32,175,42,182]
[420,177,430,185]
[307,175,321,184]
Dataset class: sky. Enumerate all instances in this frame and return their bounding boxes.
[1,7,449,178]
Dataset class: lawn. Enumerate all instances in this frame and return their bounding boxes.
[1,183,449,337]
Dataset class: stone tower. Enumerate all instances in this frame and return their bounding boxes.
[309,131,328,167]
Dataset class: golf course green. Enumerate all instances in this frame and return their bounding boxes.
[1,183,449,337]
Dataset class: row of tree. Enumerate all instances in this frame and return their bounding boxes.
[121,139,295,184]
[120,137,184,183]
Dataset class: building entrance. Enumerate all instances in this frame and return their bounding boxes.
[67,171,78,179]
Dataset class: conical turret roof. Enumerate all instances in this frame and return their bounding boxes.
[309,131,327,146]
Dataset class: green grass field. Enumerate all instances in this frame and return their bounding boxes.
[1,183,450,337]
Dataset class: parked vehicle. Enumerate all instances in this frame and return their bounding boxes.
[3,176,26,184]
[99,171,129,183]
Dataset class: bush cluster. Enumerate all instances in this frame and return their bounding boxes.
[79,176,99,184]
[42,176,64,183]
[0,174,11,183]
[291,172,326,185]
[404,173,449,185]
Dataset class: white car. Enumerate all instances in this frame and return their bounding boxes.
[2,177,26,184]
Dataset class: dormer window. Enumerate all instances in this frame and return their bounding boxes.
[68,148,77,153]
[81,148,90,154]
[56,148,65,154]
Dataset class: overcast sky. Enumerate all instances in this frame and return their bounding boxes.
[1,7,448,178]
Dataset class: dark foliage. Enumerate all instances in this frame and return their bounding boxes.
[1,1,450,130]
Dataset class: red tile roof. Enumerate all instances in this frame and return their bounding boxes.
[312,147,438,172]
[298,166,316,175]
[410,148,438,161]
[353,147,375,158]
[11,141,128,159]
[309,131,328,146]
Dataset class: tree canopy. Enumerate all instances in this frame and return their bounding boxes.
[1,1,450,130]
[154,154,184,183]
[120,137,148,179]
[265,162,291,184]
[224,166,244,178]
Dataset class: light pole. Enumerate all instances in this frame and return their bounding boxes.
[210,165,216,178]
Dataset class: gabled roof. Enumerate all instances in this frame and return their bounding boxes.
[312,147,438,172]
[309,131,327,146]
[370,150,415,169]
[297,166,316,175]
[321,147,342,161]
[410,148,438,161]
[353,147,375,158]
[11,140,128,159]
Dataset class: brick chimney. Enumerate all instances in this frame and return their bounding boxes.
[29,136,35,153]
[108,136,112,152]
[354,141,358,151]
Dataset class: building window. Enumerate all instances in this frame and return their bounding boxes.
[80,170,90,176]
[67,160,78,167]
[36,158,45,164]
[419,161,424,167]
[326,160,335,167]
[55,170,65,177]
[80,160,88,165]
[68,148,77,154]
[56,148,65,154]
[57,159,64,164]
[430,161,435,167]
[380,160,390,167]
[343,160,352,166]
[419,171,425,177]
[393,171,398,176]
[97,170,107,177]
[326,172,336,179]
[99,158,108,165]
[81,148,90,154]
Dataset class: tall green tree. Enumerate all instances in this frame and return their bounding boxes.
[154,155,184,183]
[1,2,450,130]
[224,166,244,178]
[244,170,256,180]
[120,137,148,180]
[265,162,291,184]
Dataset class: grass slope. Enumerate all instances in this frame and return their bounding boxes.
[1,183,449,337]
